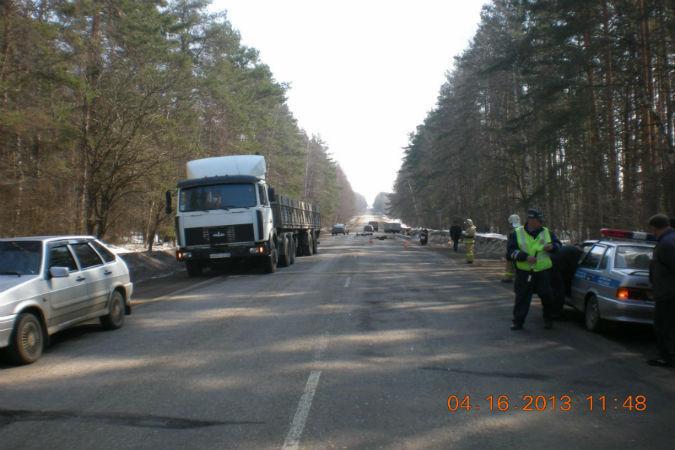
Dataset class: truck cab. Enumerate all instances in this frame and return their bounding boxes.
[170,155,320,276]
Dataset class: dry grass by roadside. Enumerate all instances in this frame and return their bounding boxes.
[119,249,184,283]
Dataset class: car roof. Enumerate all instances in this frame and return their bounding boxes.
[593,239,655,248]
[0,235,96,243]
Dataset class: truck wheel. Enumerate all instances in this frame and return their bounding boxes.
[264,239,278,273]
[311,232,318,254]
[304,232,314,256]
[186,261,203,277]
[8,312,45,365]
[289,236,296,265]
[279,235,291,267]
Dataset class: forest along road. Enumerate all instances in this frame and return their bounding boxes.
[1,224,675,450]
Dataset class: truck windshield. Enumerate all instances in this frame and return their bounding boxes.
[179,183,257,212]
[614,245,653,271]
[0,241,42,276]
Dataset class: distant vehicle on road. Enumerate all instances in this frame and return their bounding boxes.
[384,222,402,233]
[368,221,379,232]
[363,225,374,235]
[167,155,321,276]
[332,224,347,235]
[0,237,132,365]
[567,229,655,332]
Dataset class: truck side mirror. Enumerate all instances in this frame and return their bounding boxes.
[165,190,173,215]
[268,187,276,202]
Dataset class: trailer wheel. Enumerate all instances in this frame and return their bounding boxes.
[289,235,296,265]
[264,239,278,273]
[304,232,314,256]
[311,231,318,254]
[279,235,291,267]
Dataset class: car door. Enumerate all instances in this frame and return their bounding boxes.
[596,246,615,300]
[45,243,89,328]
[70,242,108,317]
[571,244,607,310]
[89,239,124,303]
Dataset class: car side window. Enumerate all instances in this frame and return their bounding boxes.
[599,247,613,270]
[580,245,606,269]
[49,246,78,272]
[71,243,103,269]
[90,240,116,263]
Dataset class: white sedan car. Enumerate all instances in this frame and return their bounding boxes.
[0,236,133,364]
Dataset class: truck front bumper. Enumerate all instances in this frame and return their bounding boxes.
[176,242,270,262]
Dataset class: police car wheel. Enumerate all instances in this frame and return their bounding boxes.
[584,295,602,332]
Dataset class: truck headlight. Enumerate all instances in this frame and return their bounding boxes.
[176,251,192,261]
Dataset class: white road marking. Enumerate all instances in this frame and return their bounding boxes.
[282,370,322,450]
[344,276,351,288]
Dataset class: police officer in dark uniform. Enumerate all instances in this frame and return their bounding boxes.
[506,209,561,330]
[550,244,584,318]
[647,214,675,367]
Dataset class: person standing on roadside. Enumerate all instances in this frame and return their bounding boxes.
[501,214,521,282]
[463,219,477,264]
[507,208,561,330]
[450,219,462,252]
[647,214,675,368]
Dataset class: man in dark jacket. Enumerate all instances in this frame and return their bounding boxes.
[550,244,584,318]
[507,208,561,330]
[449,220,462,252]
[647,214,675,367]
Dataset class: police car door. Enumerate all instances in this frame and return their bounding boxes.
[571,244,607,311]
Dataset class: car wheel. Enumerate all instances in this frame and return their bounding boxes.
[101,290,126,330]
[8,312,45,365]
[585,295,602,332]
[186,261,203,277]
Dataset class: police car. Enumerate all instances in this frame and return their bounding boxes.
[567,229,655,332]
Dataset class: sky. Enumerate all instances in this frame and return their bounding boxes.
[213,0,487,205]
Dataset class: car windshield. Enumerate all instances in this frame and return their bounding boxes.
[179,183,257,212]
[0,241,42,276]
[614,245,653,270]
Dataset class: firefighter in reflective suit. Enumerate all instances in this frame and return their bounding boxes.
[463,219,477,264]
[507,209,561,330]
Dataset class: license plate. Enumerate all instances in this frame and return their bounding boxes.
[210,253,231,259]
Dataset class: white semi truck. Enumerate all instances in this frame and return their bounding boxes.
[166,155,321,276]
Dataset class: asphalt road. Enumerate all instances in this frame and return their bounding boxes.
[2,222,675,449]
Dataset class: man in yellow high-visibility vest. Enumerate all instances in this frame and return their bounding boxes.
[506,208,561,330]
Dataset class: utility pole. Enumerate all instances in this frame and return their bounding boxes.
[303,137,311,198]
